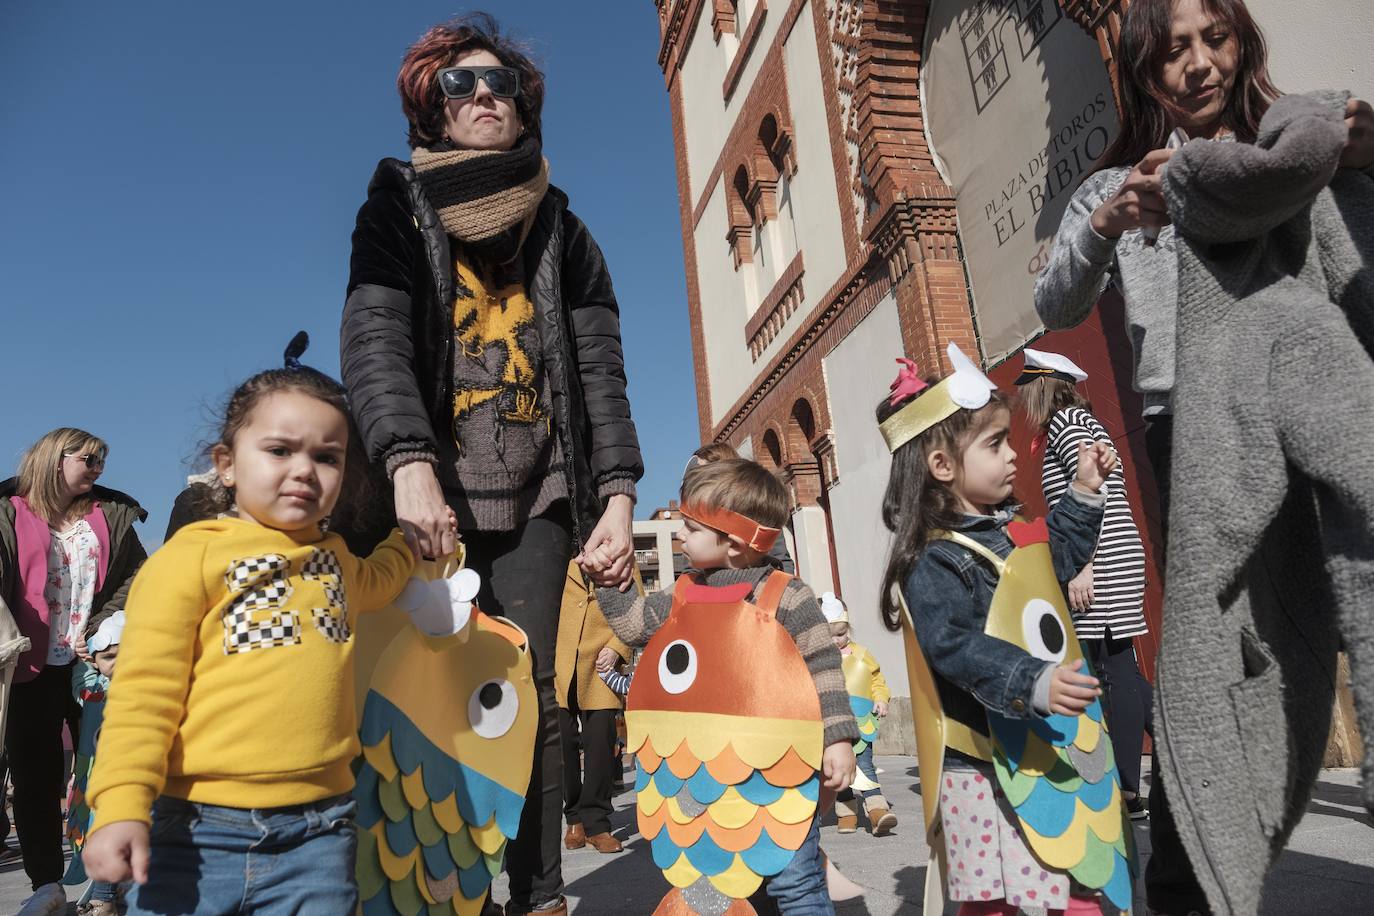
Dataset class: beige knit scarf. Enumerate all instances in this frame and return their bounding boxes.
[411,135,550,262]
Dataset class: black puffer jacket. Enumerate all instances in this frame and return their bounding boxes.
[341,157,642,545]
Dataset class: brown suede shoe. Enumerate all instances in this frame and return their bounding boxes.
[563,822,586,849]
[836,813,859,833]
[586,831,624,853]
[867,806,897,836]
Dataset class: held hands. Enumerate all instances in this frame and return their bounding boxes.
[595,646,620,673]
[1048,659,1101,717]
[577,494,635,591]
[1089,148,1175,239]
[394,462,457,560]
[1341,98,1374,170]
[873,700,889,718]
[1067,561,1095,613]
[1072,441,1118,494]
[75,631,92,662]
[81,820,150,885]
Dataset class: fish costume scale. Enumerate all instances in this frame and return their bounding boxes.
[902,518,1135,912]
[841,649,885,792]
[354,559,538,916]
[628,572,823,915]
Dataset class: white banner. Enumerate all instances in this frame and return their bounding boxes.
[922,0,1119,364]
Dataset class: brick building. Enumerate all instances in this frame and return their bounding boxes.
[650,0,1374,725]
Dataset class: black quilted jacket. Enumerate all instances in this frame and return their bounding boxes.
[340,157,642,545]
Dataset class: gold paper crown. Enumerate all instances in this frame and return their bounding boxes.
[880,343,998,454]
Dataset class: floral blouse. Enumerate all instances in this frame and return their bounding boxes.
[45,519,101,665]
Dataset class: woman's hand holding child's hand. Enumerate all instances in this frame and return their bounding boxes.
[595,646,619,673]
[81,820,150,885]
[1072,441,1118,494]
[822,741,857,792]
[1048,659,1101,717]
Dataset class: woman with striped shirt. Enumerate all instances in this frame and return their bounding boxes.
[1018,348,1152,817]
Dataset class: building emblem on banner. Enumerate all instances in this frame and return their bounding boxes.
[959,0,1063,112]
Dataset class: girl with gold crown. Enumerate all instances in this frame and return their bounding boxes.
[875,344,1136,915]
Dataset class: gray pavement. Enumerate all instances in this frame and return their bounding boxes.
[4,757,1370,914]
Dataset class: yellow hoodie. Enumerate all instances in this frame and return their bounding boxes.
[88,518,414,830]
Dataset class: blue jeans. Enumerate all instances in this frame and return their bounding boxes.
[90,880,119,901]
[763,814,833,915]
[857,745,880,798]
[126,795,358,916]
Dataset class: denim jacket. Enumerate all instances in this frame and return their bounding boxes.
[902,487,1105,741]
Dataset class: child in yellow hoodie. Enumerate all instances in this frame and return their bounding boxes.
[81,339,424,914]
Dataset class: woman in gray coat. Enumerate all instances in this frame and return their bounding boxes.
[1033,2,1374,912]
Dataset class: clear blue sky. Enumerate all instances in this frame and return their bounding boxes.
[0,1,698,545]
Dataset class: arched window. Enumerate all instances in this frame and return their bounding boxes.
[726,164,754,270]
[761,428,784,470]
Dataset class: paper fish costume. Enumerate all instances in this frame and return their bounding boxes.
[820,592,882,793]
[628,571,822,916]
[354,566,538,916]
[881,345,1133,911]
[899,519,1135,912]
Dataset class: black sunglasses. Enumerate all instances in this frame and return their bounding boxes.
[437,66,520,100]
[63,452,105,471]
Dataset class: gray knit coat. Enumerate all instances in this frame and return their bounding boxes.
[1157,90,1374,916]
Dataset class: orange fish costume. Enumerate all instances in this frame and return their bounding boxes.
[628,571,823,916]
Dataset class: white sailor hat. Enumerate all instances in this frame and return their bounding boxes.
[88,611,126,653]
[820,592,848,625]
[1015,347,1089,385]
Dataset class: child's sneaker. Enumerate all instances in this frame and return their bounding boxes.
[863,795,898,836]
[77,901,119,916]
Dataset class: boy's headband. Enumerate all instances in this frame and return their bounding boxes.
[880,343,998,453]
[680,503,780,552]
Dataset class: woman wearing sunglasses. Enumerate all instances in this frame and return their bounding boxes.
[340,13,642,916]
[1,427,147,916]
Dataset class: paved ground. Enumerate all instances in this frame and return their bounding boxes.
[4,757,1370,914]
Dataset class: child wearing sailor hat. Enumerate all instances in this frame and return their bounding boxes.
[1016,347,1153,819]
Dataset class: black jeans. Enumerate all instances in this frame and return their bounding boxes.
[1082,628,1153,795]
[559,703,619,836]
[3,661,77,891]
[462,504,574,910]
[1143,416,1210,915]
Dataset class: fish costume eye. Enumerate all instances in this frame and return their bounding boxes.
[658,639,699,694]
[469,678,519,739]
[1021,598,1068,663]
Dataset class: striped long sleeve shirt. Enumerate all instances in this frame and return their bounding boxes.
[1041,406,1149,639]
[597,566,861,749]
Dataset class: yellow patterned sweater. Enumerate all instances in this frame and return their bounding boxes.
[87,519,414,831]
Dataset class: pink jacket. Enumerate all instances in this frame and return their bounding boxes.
[9,496,109,682]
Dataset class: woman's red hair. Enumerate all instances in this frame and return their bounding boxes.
[397,12,546,149]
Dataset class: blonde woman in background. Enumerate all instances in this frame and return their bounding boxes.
[0,428,146,916]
